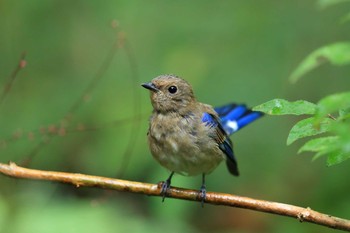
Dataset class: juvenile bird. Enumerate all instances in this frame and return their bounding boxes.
[142,74,263,203]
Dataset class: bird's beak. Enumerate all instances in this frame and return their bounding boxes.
[141,82,159,92]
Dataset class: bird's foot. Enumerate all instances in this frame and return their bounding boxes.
[159,172,174,202]
[199,184,206,207]
[160,179,171,202]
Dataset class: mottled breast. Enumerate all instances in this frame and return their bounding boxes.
[147,111,224,176]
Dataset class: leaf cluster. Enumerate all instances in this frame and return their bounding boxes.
[254,0,350,166]
[254,96,350,166]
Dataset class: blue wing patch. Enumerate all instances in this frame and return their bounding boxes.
[202,112,217,127]
[201,112,239,176]
[214,103,263,135]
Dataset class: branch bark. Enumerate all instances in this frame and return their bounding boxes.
[1,162,349,232]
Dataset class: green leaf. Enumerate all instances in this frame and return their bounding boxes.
[289,42,350,83]
[287,117,333,145]
[317,0,350,9]
[299,136,341,162]
[299,121,350,165]
[316,92,350,118]
[298,136,339,153]
[327,151,350,166]
[253,99,316,115]
[331,121,350,135]
[312,150,332,161]
[339,106,350,119]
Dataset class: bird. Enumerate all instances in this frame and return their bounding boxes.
[141,74,263,204]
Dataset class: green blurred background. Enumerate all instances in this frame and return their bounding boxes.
[1,1,350,233]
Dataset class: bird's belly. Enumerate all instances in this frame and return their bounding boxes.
[149,130,224,176]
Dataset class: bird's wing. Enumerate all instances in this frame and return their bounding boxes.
[214,103,263,135]
[201,112,239,176]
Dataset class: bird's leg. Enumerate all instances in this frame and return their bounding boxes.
[161,171,174,202]
[199,173,206,207]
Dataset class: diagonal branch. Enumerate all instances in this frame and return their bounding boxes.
[0,162,349,232]
[0,52,27,108]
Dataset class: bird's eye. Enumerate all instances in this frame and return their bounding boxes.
[168,86,177,94]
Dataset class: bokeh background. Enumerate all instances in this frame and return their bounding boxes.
[1,1,350,233]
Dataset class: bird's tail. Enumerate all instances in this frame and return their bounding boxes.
[214,103,263,135]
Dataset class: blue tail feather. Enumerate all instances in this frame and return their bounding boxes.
[214,104,238,116]
[214,103,263,135]
[236,112,263,129]
[220,105,247,123]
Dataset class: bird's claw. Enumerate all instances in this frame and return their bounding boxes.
[160,172,174,202]
[160,179,171,202]
[199,185,206,207]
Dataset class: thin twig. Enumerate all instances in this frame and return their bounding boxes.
[16,115,141,165]
[20,139,52,167]
[65,31,121,118]
[115,36,142,178]
[0,162,349,232]
[0,52,27,108]
[328,114,337,121]
[2,115,146,146]
[22,29,122,163]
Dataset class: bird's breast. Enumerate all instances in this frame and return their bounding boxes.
[147,112,224,176]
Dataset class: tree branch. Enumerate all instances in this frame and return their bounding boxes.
[0,162,349,232]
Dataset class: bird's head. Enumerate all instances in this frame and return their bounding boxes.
[142,74,195,113]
